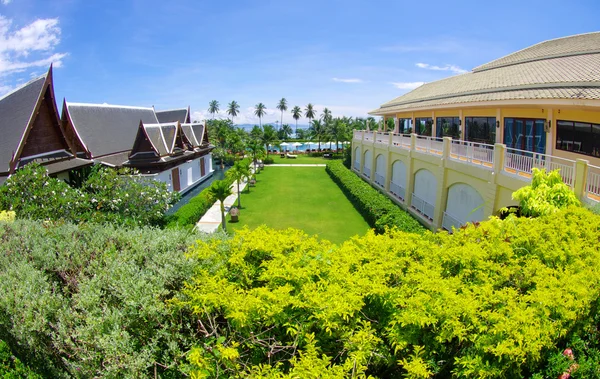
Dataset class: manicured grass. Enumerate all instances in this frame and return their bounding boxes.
[267,154,343,165]
[228,166,370,244]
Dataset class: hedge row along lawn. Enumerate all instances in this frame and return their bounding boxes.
[326,160,425,234]
[227,166,370,244]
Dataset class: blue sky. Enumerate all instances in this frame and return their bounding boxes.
[1,0,599,124]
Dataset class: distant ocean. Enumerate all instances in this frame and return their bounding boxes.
[236,123,310,131]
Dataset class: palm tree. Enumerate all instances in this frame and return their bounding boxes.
[261,124,279,156]
[208,180,233,232]
[276,98,288,131]
[247,139,265,176]
[291,106,302,137]
[309,119,326,151]
[227,161,250,208]
[208,100,220,119]
[254,103,266,127]
[321,107,332,125]
[227,101,240,124]
[305,104,316,130]
[281,124,293,140]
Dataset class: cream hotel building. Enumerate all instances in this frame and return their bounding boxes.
[352,32,600,231]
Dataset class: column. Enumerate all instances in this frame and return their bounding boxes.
[574,159,589,200]
[394,117,400,134]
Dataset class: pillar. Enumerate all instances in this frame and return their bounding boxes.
[394,117,400,134]
[574,159,589,200]
[493,143,506,175]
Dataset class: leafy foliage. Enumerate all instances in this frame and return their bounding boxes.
[0,210,15,222]
[0,339,42,378]
[326,160,425,234]
[512,168,580,217]
[0,219,227,378]
[0,163,177,226]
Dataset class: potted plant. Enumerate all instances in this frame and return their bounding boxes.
[230,206,239,222]
[249,175,256,186]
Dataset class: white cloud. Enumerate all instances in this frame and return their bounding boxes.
[415,62,468,74]
[0,15,66,96]
[332,77,363,83]
[391,82,425,90]
[1,0,11,5]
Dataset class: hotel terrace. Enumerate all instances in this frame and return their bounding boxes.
[353,32,600,231]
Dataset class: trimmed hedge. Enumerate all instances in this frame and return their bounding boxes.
[326,160,425,234]
[166,176,234,228]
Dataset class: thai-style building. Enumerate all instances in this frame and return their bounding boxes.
[0,66,92,185]
[155,107,191,124]
[61,102,213,193]
[354,32,600,231]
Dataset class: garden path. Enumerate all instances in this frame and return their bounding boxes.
[196,178,248,233]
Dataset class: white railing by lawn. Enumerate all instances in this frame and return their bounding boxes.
[587,165,600,200]
[354,161,360,171]
[390,182,406,201]
[375,173,385,187]
[442,211,464,232]
[375,133,389,144]
[392,134,411,148]
[353,130,362,140]
[450,141,494,169]
[364,131,374,142]
[415,136,443,155]
[503,148,576,187]
[363,166,371,178]
[411,193,435,221]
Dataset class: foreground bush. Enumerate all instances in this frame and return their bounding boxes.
[0,220,226,378]
[326,160,425,234]
[177,207,600,378]
[0,163,178,226]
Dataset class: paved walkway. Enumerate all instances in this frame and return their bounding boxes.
[196,179,248,233]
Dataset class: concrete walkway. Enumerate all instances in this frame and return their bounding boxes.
[196,179,248,233]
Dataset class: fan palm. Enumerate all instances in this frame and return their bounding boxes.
[305,103,316,132]
[208,100,219,119]
[276,98,288,131]
[291,106,302,137]
[208,180,233,232]
[227,161,250,207]
[227,101,240,124]
[254,103,266,127]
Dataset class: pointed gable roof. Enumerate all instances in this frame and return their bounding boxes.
[0,66,86,174]
[130,121,187,160]
[156,107,190,124]
[181,121,209,148]
[63,102,159,158]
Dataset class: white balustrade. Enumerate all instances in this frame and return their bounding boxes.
[375,133,389,145]
[390,182,405,200]
[442,212,464,232]
[363,166,371,178]
[375,173,385,187]
[587,165,600,198]
[411,193,435,221]
[504,148,576,187]
[353,130,363,140]
[364,131,374,142]
[449,141,494,169]
[415,136,443,155]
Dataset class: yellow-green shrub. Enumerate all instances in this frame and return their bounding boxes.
[0,210,15,222]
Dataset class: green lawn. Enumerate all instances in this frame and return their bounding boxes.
[228,166,370,244]
[267,154,343,165]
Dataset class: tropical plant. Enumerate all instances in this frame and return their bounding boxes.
[276,98,287,131]
[261,124,279,156]
[321,107,332,125]
[208,100,220,119]
[304,103,316,131]
[280,124,293,140]
[208,179,233,232]
[246,139,265,178]
[227,101,240,124]
[308,119,326,151]
[291,105,302,137]
[227,160,251,207]
[254,102,266,127]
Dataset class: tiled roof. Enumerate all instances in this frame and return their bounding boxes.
[371,87,600,114]
[156,108,189,123]
[64,102,159,158]
[143,123,179,156]
[181,123,206,147]
[474,32,600,72]
[0,74,46,173]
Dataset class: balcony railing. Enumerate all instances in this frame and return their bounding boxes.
[504,148,576,187]
[353,130,362,140]
[587,165,600,199]
[392,134,412,148]
[450,140,494,169]
[415,136,443,155]
[363,166,371,178]
[390,182,405,201]
[411,193,435,221]
[375,173,385,187]
[364,131,374,142]
[442,211,464,232]
[375,133,389,144]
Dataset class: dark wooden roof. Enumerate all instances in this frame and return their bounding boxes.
[156,107,190,123]
[63,102,159,158]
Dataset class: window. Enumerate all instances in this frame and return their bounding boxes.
[556,120,600,157]
[415,118,433,136]
[436,117,460,138]
[504,118,546,154]
[398,118,413,134]
[465,117,496,145]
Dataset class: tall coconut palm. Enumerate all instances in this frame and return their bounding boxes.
[321,107,332,125]
[254,103,266,127]
[276,98,287,131]
[208,180,233,232]
[261,124,278,156]
[227,161,250,208]
[305,103,316,130]
[291,106,302,137]
[208,100,220,119]
[308,119,326,151]
[247,139,265,176]
[227,101,240,124]
[281,124,293,140]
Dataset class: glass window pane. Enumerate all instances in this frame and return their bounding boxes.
[504,118,514,148]
[556,121,574,151]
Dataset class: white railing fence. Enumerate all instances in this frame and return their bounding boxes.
[375,133,389,144]
[450,140,494,169]
[587,165,600,198]
[353,130,362,140]
[415,136,443,155]
[442,212,464,232]
[504,148,576,187]
[390,182,406,201]
[411,193,435,221]
[364,131,374,141]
